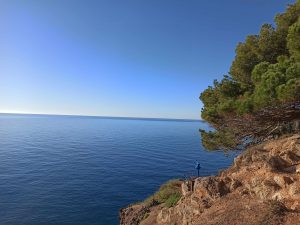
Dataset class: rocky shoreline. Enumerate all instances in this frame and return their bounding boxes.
[120,135,300,225]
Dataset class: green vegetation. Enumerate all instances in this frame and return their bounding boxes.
[164,192,181,208]
[143,179,182,208]
[200,1,300,150]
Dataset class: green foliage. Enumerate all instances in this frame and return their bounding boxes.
[164,193,181,208]
[287,18,300,62]
[275,0,300,32]
[277,78,300,102]
[258,24,288,63]
[143,179,182,208]
[218,76,242,98]
[200,86,219,107]
[230,35,260,87]
[200,1,300,150]
[251,57,299,109]
[200,129,237,151]
[286,62,300,80]
[236,94,253,114]
[251,62,270,84]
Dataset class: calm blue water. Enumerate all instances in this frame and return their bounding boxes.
[0,114,237,225]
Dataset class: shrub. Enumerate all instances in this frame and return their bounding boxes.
[143,179,182,208]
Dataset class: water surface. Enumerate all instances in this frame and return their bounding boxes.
[0,114,237,225]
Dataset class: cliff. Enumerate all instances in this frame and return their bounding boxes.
[120,134,300,225]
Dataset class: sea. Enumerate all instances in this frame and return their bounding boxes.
[0,114,238,225]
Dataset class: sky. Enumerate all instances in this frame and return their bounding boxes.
[0,0,295,119]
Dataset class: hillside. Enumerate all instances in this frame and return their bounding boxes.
[120,135,300,225]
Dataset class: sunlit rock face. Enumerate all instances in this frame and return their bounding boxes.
[120,135,300,225]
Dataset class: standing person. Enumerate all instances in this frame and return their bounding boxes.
[195,161,201,177]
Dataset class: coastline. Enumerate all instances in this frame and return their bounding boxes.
[120,135,300,225]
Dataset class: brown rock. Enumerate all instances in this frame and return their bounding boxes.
[120,135,300,225]
[288,182,300,196]
[181,182,190,197]
[273,175,294,188]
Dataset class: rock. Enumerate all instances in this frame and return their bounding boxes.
[157,208,170,224]
[273,175,294,188]
[289,182,300,196]
[296,164,300,174]
[291,201,300,210]
[272,192,283,201]
[120,205,150,225]
[268,156,290,171]
[230,179,242,191]
[194,177,230,200]
[283,165,297,173]
[120,135,300,225]
[251,180,280,199]
[283,151,300,164]
[182,182,190,197]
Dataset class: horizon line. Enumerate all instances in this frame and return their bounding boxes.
[0,112,203,122]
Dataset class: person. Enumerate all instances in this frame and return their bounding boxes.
[195,161,201,177]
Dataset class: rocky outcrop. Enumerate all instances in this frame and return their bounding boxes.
[120,135,300,225]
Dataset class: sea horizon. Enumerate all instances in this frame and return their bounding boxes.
[1,1,298,224]
[0,114,235,225]
[0,112,202,123]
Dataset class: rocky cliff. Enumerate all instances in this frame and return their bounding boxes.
[120,135,300,225]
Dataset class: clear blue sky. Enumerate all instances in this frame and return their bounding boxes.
[0,0,295,119]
